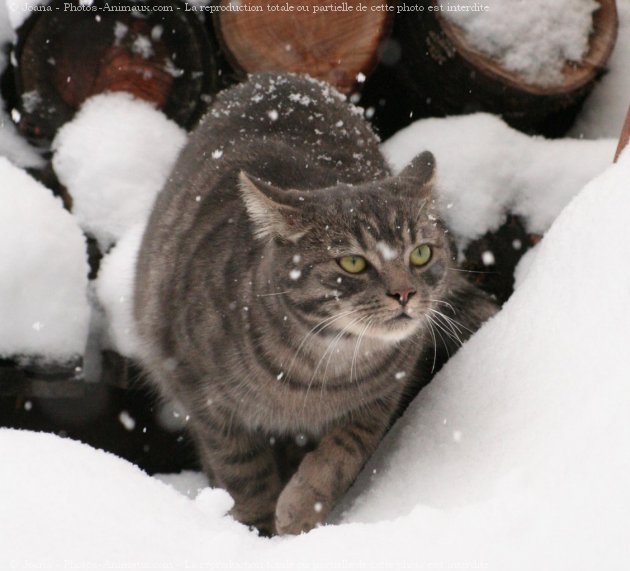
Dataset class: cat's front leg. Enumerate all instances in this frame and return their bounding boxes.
[275,401,395,535]
[191,420,283,536]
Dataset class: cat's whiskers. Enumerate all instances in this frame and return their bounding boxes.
[428,307,472,338]
[320,316,364,391]
[302,315,368,411]
[429,298,456,314]
[446,266,496,275]
[283,309,360,388]
[426,313,452,357]
[427,311,462,347]
[350,317,374,390]
[423,316,439,373]
[257,290,291,297]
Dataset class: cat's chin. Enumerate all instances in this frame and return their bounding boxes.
[370,317,422,343]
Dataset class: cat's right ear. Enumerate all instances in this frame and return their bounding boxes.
[399,151,436,190]
[238,172,310,242]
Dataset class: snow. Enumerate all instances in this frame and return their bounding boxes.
[481,250,495,266]
[95,223,144,358]
[0,7,628,565]
[2,145,630,567]
[0,157,89,361]
[4,113,630,569]
[442,0,598,87]
[5,0,48,30]
[52,93,187,249]
[376,241,399,261]
[0,108,43,169]
[571,0,630,139]
[0,0,14,68]
[339,149,630,567]
[382,113,616,243]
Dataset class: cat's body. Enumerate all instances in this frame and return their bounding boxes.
[134,73,496,535]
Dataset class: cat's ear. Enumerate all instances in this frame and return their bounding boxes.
[398,151,436,190]
[238,171,310,242]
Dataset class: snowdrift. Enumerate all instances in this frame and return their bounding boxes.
[2,148,630,570]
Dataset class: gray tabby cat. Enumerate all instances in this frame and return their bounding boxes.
[134,73,496,536]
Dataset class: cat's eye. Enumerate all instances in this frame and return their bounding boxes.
[338,255,367,274]
[410,245,432,267]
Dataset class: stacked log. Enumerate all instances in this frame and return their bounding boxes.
[389,0,619,136]
[214,0,393,94]
[13,0,219,142]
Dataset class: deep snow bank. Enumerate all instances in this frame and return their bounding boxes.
[382,113,616,242]
[0,158,89,361]
[2,150,630,570]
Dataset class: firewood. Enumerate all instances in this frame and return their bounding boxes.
[392,0,618,135]
[614,104,630,162]
[13,0,218,142]
[214,0,392,94]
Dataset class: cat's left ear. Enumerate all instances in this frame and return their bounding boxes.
[238,171,310,242]
[398,151,436,191]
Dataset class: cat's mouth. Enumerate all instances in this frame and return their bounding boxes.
[363,309,422,341]
[334,308,422,341]
[391,312,413,321]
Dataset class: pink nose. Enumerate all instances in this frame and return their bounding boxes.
[386,288,416,306]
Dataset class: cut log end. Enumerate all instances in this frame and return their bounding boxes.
[14,0,216,142]
[436,0,618,95]
[215,0,392,93]
[394,0,618,136]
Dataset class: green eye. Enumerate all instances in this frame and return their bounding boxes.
[410,245,432,266]
[338,255,367,274]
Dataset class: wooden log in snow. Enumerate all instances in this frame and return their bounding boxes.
[14,0,218,142]
[393,0,618,135]
[214,0,393,93]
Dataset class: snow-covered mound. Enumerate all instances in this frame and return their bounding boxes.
[96,223,145,358]
[2,150,630,569]
[571,0,630,139]
[52,93,187,249]
[0,158,89,361]
[382,113,616,242]
[344,149,630,527]
[0,109,44,169]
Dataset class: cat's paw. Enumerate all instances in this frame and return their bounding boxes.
[275,476,327,535]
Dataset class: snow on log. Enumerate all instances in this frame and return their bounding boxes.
[52,93,187,250]
[393,0,618,134]
[0,158,89,363]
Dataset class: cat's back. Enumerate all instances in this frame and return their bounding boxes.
[134,73,388,370]
[137,73,388,270]
[182,72,387,190]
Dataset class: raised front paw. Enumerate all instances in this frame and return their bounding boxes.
[275,473,328,535]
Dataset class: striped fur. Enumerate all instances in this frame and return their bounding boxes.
[134,73,497,535]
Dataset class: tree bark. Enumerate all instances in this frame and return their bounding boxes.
[614,104,630,162]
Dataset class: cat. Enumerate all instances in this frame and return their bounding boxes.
[133,72,497,536]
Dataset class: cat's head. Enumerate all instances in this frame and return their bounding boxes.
[239,151,455,342]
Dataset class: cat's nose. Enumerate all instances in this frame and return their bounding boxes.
[386,288,416,306]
